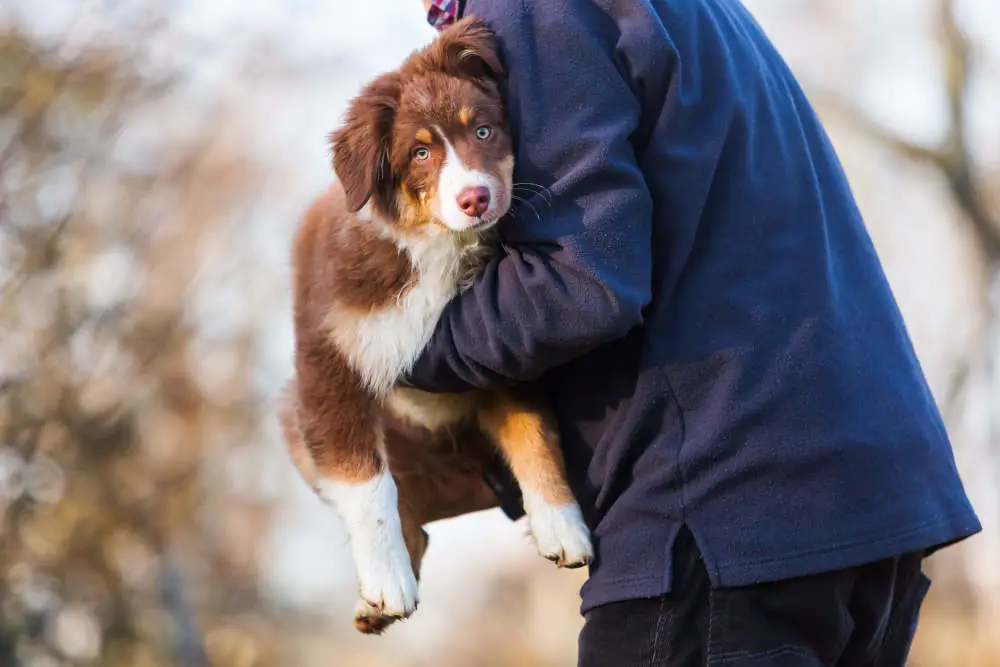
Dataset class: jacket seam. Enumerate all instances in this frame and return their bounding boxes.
[660,366,689,590]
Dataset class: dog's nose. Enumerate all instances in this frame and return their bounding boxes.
[457,186,491,217]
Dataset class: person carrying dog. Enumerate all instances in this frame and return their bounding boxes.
[393,1,983,665]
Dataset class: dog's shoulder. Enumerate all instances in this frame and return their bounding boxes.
[293,185,415,323]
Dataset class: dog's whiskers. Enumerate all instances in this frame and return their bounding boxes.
[512,181,553,205]
[511,194,542,221]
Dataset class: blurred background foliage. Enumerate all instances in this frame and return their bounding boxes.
[0,1,997,665]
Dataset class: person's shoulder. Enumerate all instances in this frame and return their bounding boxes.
[464,0,605,26]
[464,0,633,43]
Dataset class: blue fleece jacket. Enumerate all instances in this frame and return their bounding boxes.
[405,0,981,613]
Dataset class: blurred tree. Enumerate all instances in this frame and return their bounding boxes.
[0,20,280,667]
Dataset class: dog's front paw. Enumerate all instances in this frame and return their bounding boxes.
[319,471,420,634]
[354,599,403,635]
[353,552,419,633]
[526,501,594,569]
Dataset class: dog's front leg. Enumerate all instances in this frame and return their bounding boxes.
[293,352,418,632]
[315,445,419,633]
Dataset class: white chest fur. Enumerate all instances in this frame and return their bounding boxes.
[330,226,482,396]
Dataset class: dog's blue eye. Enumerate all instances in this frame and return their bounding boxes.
[413,147,430,161]
[475,125,492,140]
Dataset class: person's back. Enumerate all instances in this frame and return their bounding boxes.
[410,0,981,663]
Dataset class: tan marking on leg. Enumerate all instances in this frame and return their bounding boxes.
[478,390,593,568]
[478,392,574,507]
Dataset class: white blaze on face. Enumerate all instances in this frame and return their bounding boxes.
[433,132,510,231]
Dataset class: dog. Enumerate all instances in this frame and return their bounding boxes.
[278,17,593,635]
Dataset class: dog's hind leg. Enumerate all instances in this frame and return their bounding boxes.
[478,390,593,569]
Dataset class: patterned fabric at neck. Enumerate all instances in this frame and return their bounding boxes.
[427,0,458,30]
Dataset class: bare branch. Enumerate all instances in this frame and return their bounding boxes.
[935,0,1000,263]
[940,0,970,152]
[810,0,1000,263]
[809,91,949,165]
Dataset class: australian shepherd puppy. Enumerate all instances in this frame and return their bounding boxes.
[279,18,592,634]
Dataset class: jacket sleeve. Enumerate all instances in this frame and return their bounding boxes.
[404,0,654,393]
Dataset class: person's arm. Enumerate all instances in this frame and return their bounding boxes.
[406,0,654,393]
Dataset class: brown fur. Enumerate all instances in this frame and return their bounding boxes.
[282,17,588,635]
[290,189,404,483]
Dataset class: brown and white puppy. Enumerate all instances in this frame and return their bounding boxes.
[280,17,592,634]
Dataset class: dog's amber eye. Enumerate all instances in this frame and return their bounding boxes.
[475,125,492,140]
[413,147,430,162]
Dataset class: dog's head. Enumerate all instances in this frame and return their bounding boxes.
[331,18,513,234]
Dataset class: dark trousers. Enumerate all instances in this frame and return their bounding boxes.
[578,528,931,667]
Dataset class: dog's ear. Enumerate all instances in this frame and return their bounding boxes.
[330,72,402,212]
[434,17,505,83]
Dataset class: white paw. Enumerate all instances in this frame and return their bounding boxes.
[354,545,419,621]
[525,497,594,569]
[354,598,401,635]
[315,471,419,633]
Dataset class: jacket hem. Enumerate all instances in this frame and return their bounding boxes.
[578,511,981,615]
